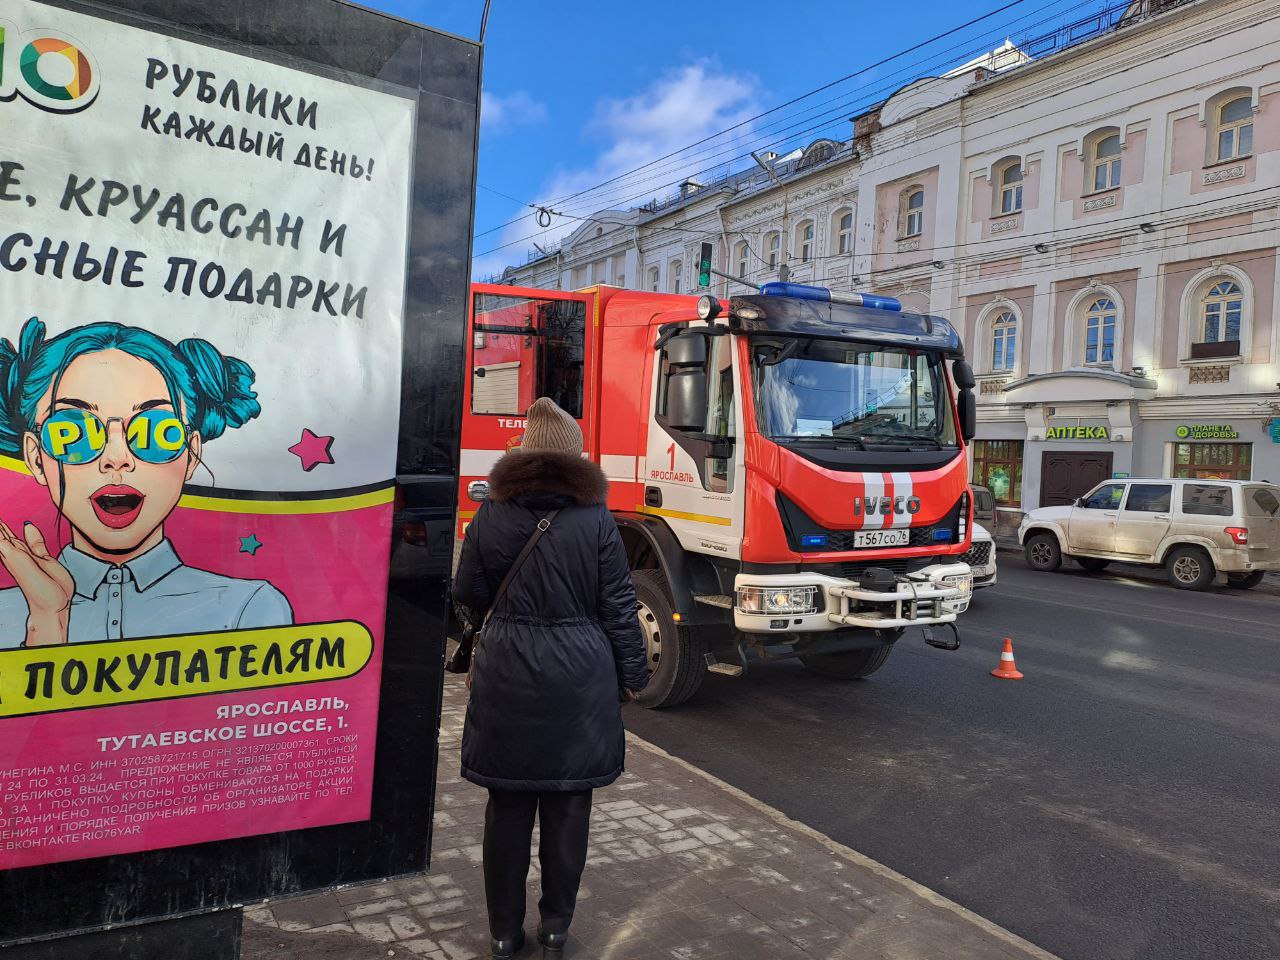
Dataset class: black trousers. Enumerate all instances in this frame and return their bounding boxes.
[483,788,593,939]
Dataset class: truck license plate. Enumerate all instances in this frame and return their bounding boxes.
[853,528,910,548]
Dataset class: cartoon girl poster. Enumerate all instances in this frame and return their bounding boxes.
[0,318,293,646]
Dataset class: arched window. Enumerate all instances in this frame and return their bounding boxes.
[1083,297,1117,366]
[1092,134,1121,191]
[1197,279,1243,355]
[669,260,683,295]
[998,162,1023,214]
[833,208,853,255]
[735,241,750,278]
[797,221,815,263]
[765,231,781,269]
[901,189,924,238]
[648,266,660,292]
[990,311,1017,372]
[1214,96,1253,162]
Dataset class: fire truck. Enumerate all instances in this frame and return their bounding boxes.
[459,280,979,708]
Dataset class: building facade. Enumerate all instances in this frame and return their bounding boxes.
[497,0,1280,530]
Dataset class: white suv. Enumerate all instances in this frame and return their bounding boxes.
[1019,478,1280,590]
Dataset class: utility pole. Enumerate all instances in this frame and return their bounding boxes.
[752,151,790,282]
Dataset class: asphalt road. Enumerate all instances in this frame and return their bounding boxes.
[623,554,1280,960]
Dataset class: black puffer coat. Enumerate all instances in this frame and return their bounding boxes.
[454,451,649,791]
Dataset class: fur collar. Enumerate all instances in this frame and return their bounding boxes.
[489,450,608,506]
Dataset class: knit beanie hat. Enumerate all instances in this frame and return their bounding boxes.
[521,397,582,455]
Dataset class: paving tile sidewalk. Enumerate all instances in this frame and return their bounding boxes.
[243,675,1059,960]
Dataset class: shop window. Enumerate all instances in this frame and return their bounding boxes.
[971,439,1023,506]
[998,161,1023,214]
[1173,443,1251,481]
[1192,279,1242,359]
[900,188,925,238]
[1124,483,1172,513]
[471,293,586,417]
[989,311,1017,373]
[834,208,854,254]
[1089,133,1121,192]
[1083,297,1117,366]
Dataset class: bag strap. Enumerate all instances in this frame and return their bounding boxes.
[480,509,560,630]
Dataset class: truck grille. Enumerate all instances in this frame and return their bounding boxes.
[826,525,948,551]
[961,542,992,567]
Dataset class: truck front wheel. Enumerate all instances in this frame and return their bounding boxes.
[632,569,708,709]
[800,633,898,680]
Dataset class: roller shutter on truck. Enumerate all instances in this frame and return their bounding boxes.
[472,362,521,414]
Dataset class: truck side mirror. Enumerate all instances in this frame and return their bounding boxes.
[665,331,707,366]
[666,370,708,432]
[958,388,976,443]
[953,359,975,390]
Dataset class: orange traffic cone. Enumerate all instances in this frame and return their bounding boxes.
[991,637,1024,680]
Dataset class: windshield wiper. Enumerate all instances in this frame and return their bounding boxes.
[857,434,944,449]
[772,435,865,449]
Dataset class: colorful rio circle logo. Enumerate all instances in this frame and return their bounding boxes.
[0,19,100,113]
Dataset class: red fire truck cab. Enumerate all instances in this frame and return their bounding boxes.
[459,281,979,707]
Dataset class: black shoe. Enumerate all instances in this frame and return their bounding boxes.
[491,930,525,959]
[537,925,567,958]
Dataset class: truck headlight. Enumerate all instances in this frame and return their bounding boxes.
[942,573,973,599]
[736,585,820,615]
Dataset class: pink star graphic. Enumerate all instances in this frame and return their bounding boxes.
[288,428,335,472]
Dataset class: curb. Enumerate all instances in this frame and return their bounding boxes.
[625,731,1064,960]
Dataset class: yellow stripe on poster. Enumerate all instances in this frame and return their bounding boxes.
[0,622,373,719]
[637,504,733,527]
[178,487,394,515]
[0,453,31,475]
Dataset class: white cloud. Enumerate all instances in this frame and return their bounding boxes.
[481,90,547,132]
[474,61,764,280]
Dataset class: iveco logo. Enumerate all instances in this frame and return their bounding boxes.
[854,495,922,517]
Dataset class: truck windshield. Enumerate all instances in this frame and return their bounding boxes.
[752,338,957,447]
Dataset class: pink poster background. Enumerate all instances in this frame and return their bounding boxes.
[0,472,390,869]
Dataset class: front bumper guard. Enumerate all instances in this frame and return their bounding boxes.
[827,579,964,629]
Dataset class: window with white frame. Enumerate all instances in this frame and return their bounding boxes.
[648,266,660,292]
[1214,95,1253,163]
[766,232,781,269]
[735,240,750,278]
[990,311,1017,372]
[901,189,924,238]
[1083,297,1117,365]
[797,221,814,263]
[1195,279,1243,357]
[1091,134,1121,191]
[669,260,682,295]
[998,162,1023,214]
[835,208,853,254]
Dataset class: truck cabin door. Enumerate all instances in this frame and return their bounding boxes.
[461,286,595,534]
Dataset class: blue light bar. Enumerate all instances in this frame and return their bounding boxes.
[800,534,829,549]
[933,528,954,542]
[758,282,901,312]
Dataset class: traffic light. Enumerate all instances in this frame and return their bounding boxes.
[697,242,713,289]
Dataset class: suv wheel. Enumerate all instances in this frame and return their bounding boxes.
[1025,533,1062,572]
[1226,571,1265,590]
[1165,546,1215,591]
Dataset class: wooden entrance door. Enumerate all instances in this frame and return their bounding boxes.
[1040,451,1114,507]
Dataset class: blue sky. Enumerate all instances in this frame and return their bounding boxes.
[373,0,1123,278]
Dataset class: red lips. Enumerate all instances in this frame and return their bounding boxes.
[91,485,145,529]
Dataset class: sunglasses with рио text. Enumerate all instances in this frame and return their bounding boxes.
[38,408,190,465]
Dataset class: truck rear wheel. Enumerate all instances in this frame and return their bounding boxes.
[800,636,897,680]
[632,569,708,709]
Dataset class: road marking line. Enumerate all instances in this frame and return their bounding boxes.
[625,731,1064,960]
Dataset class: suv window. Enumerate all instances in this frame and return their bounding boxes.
[1181,484,1233,516]
[1124,484,1172,513]
[1246,487,1279,517]
[1081,483,1125,510]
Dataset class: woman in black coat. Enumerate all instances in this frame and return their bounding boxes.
[453,397,649,960]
